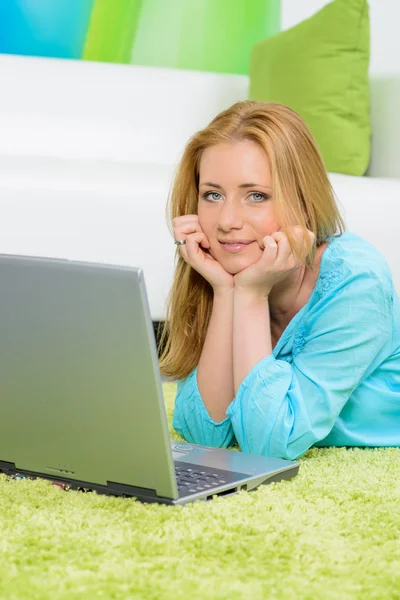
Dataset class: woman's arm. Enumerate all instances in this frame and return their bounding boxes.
[233,288,272,394]
[227,270,393,459]
[232,230,302,393]
[172,288,236,444]
[197,287,235,421]
[171,219,236,445]
[172,287,236,445]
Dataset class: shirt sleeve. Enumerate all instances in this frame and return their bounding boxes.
[173,367,236,448]
[226,269,394,460]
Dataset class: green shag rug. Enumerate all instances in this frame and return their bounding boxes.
[1,383,399,600]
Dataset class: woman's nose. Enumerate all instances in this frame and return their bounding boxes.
[217,199,243,231]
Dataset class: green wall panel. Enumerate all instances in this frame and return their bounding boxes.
[132,0,280,74]
[84,0,280,74]
[83,0,143,64]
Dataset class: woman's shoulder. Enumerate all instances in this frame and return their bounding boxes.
[316,231,394,299]
[323,231,393,281]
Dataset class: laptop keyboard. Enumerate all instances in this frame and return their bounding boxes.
[174,461,248,497]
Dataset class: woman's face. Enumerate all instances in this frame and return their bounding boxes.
[197,140,280,274]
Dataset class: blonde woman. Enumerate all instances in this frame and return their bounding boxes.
[160,101,400,460]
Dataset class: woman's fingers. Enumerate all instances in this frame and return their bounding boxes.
[271,227,315,265]
[307,230,316,246]
[172,215,200,228]
[172,214,199,227]
[261,235,279,261]
[172,215,207,245]
[185,232,210,257]
[291,226,315,258]
[271,231,292,263]
[177,231,208,265]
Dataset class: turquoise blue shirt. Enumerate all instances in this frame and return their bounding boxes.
[173,232,400,460]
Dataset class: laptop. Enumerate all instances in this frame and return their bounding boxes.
[0,254,299,505]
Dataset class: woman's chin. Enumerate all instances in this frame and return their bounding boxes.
[226,266,246,275]
[220,256,256,275]
[210,245,262,275]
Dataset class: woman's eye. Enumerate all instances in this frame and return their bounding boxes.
[249,192,268,203]
[204,192,223,202]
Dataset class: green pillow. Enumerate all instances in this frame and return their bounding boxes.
[248,0,370,176]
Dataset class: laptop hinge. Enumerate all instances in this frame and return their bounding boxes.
[0,460,16,472]
[106,481,158,497]
[0,463,160,500]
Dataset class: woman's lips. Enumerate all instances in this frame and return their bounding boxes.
[219,241,255,253]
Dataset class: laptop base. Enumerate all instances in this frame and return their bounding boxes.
[0,459,299,505]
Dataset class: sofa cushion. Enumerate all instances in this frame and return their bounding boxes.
[249,0,370,176]
[329,172,400,294]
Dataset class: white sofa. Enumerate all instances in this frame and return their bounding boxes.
[0,54,399,320]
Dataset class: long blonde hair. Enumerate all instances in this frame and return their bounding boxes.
[159,101,344,380]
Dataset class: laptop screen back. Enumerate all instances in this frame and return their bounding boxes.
[0,255,178,499]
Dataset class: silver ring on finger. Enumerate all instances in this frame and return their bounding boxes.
[174,240,186,246]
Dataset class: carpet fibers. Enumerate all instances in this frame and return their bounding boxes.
[0,383,399,600]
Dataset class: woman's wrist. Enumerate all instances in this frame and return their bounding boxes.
[212,283,235,299]
[234,283,271,303]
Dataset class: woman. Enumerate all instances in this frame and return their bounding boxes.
[159,101,400,460]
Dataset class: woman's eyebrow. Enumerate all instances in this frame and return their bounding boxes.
[199,182,272,190]
[238,183,272,190]
[199,182,223,188]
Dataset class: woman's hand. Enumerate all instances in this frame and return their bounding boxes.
[234,227,315,297]
[173,215,234,292]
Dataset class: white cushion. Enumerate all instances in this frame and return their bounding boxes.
[0,55,248,166]
[329,173,400,293]
[369,76,400,178]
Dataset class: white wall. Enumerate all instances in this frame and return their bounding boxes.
[281,0,400,76]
